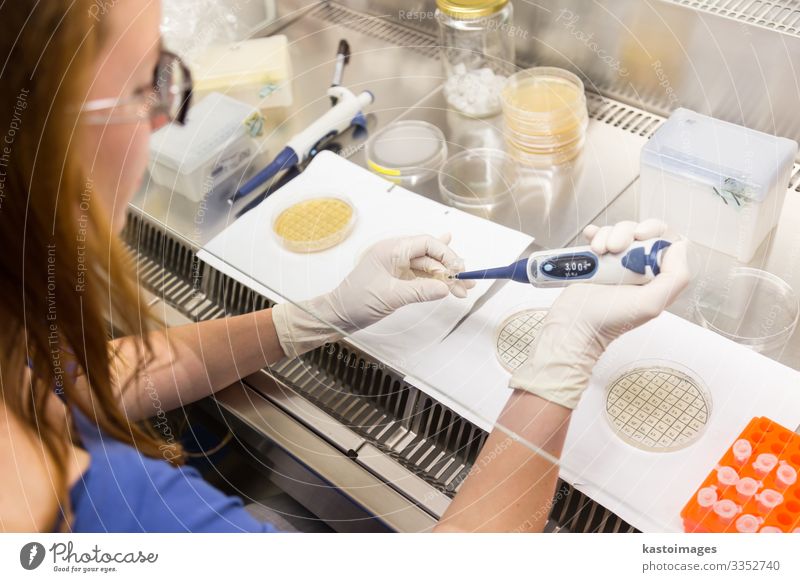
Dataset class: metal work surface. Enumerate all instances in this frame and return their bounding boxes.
[132,1,443,247]
[346,89,649,250]
[351,0,800,140]
[126,0,800,532]
[132,1,661,250]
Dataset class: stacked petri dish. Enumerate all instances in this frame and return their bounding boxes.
[501,67,589,167]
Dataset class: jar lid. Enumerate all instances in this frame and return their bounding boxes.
[436,0,509,19]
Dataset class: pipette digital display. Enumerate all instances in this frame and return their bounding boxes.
[539,252,597,280]
[453,238,672,288]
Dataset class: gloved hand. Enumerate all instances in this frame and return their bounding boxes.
[509,219,690,409]
[272,234,475,358]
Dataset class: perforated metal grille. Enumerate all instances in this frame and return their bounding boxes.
[669,0,800,35]
[277,346,487,493]
[307,1,439,58]
[586,92,665,137]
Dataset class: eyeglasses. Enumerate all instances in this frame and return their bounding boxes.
[80,50,193,130]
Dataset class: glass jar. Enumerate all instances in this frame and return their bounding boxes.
[436,0,515,118]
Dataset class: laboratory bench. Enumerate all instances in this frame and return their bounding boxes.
[128,0,800,532]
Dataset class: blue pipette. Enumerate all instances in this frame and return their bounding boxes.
[229,86,373,204]
[453,239,672,288]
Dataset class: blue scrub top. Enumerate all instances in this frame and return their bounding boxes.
[63,406,281,533]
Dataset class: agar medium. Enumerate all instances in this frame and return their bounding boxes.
[494,309,548,372]
[272,196,356,253]
[605,362,711,453]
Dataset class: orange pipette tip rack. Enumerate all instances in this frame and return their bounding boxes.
[681,417,800,533]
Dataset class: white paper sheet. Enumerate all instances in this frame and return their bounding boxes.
[564,314,800,532]
[409,285,800,532]
[198,150,534,370]
[405,280,562,429]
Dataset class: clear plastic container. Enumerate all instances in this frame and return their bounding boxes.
[501,67,588,167]
[365,120,447,186]
[148,92,259,201]
[438,148,519,215]
[693,268,799,353]
[640,108,798,262]
[189,35,293,110]
[436,0,515,117]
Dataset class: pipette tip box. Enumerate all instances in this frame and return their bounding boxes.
[640,108,797,262]
[681,416,800,533]
[148,92,259,202]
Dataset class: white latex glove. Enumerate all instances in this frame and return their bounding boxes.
[509,219,690,409]
[272,234,475,358]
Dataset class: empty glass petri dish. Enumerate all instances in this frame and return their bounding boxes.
[605,360,712,453]
[365,120,448,187]
[439,148,519,216]
[272,195,356,253]
[693,268,799,353]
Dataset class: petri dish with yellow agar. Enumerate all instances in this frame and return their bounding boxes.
[272,195,356,253]
[501,67,589,167]
[605,361,712,453]
[502,67,586,120]
[494,308,549,372]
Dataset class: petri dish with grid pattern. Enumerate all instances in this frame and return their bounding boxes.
[495,309,548,372]
[272,196,356,253]
[605,363,711,453]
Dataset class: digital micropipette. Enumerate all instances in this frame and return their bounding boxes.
[453,238,672,288]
